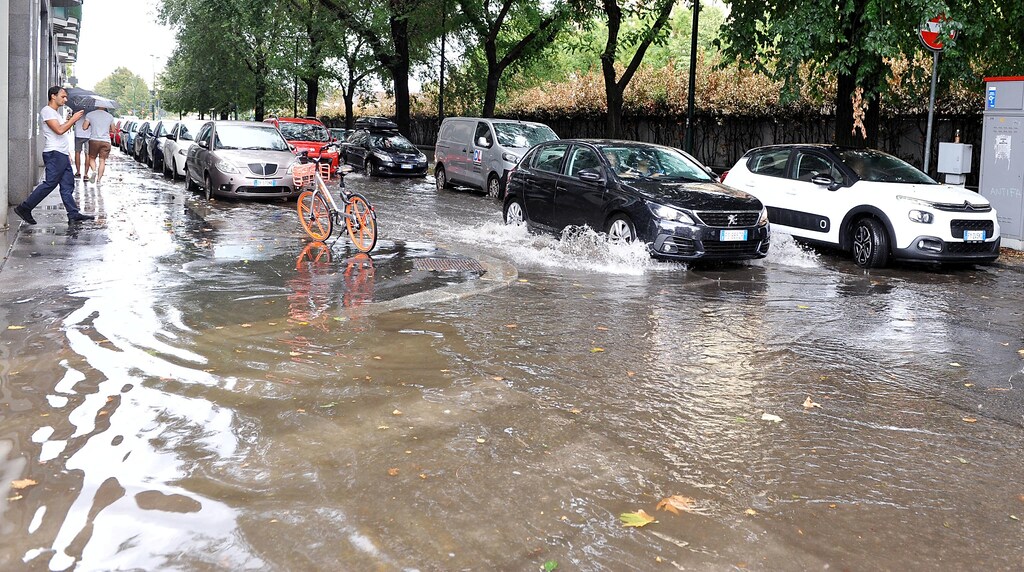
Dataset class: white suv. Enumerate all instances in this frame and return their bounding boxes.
[723,145,1000,268]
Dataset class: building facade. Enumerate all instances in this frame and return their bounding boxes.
[2,0,81,229]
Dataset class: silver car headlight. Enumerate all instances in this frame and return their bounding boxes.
[651,204,695,225]
[216,160,239,174]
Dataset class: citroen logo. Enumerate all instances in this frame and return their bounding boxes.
[727,214,738,226]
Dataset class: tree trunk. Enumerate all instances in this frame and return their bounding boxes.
[601,0,623,138]
[389,11,412,134]
[304,76,320,117]
[482,70,501,118]
[344,86,355,129]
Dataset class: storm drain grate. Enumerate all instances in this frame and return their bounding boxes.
[413,257,485,273]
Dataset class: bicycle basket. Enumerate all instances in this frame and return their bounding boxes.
[292,162,317,187]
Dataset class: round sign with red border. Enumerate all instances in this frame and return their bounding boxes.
[919,14,957,52]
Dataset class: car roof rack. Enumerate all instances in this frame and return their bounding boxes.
[354,116,399,131]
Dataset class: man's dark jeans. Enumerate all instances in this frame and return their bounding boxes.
[21,151,80,217]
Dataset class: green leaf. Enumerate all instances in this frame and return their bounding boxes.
[543,560,558,572]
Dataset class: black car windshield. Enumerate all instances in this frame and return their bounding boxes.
[835,149,936,184]
[370,133,418,152]
[279,122,331,142]
[178,121,207,142]
[493,123,558,148]
[215,125,290,151]
[601,145,714,182]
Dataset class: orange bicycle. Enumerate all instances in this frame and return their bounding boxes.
[294,155,377,252]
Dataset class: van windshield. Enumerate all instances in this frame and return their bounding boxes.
[493,123,558,148]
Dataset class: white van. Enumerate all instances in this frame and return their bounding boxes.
[434,117,558,198]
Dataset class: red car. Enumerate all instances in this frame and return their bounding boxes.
[110,119,122,146]
[264,117,340,173]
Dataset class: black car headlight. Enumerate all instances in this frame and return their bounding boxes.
[758,206,769,226]
[650,203,695,225]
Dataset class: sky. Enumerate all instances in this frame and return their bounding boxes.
[73,0,177,90]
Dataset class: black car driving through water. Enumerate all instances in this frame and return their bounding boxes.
[503,140,771,262]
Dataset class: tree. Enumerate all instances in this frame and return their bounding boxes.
[159,0,291,119]
[597,0,676,138]
[718,0,1024,148]
[456,0,573,117]
[318,0,442,134]
[94,67,151,117]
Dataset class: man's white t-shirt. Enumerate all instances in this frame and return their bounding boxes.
[86,109,114,142]
[74,117,89,140]
[39,106,71,155]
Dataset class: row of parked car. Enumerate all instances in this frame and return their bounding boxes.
[110,113,1001,269]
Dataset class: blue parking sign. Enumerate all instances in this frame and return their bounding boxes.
[987,86,997,109]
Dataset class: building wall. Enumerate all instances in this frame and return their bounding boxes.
[5,0,67,215]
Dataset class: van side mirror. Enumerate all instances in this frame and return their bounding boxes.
[477,136,490,148]
[578,168,603,182]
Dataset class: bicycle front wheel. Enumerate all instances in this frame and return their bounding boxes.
[298,190,333,242]
[344,193,377,253]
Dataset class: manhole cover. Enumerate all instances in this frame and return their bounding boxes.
[413,257,485,273]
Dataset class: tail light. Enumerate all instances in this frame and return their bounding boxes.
[720,170,730,182]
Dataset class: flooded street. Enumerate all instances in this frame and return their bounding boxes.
[2,153,1023,570]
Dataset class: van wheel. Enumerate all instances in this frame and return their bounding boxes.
[487,174,504,199]
[852,218,889,268]
[435,165,453,191]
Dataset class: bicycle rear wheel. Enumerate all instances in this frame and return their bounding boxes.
[344,193,377,253]
[298,190,333,242]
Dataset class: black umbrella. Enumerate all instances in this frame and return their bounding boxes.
[65,87,119,113]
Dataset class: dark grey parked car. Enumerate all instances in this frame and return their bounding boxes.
[185,121,304,200]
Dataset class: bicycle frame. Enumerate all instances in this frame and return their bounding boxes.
[295,156,378,252]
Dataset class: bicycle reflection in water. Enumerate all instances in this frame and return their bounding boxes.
[287,242,376,329]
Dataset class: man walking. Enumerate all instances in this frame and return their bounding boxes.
[83,105,114,184]
[13,86,95,225]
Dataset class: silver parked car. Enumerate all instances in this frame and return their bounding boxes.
[162,119,207,179]
[185,121,303,200]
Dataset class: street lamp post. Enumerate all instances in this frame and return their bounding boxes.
[150,54,160,119]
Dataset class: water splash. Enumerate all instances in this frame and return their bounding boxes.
[754,232,821,268]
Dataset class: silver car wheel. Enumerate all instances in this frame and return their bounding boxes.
[608,217,636,243]
[504,200,524,225]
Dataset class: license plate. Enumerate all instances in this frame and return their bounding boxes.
[252,179,277,187]
[720,229,748,241]
[400,164,413,169]
[963,230,986,241]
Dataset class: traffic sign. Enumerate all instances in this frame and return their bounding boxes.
[919,14,957,52]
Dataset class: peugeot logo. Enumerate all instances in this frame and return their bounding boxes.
[727,214,738,226]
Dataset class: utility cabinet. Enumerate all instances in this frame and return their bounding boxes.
[980,77,1024,250]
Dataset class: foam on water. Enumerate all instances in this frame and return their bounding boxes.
[454,221,675,275]
[755,232,822,268]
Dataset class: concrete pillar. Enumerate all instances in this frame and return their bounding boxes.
[7,0,41,206]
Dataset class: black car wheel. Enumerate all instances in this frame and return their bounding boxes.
[607,214,637,243]
[186,168,199,193]
[204,173,214,201]
[435,166,453,191]
[487,174,503,199]
[153,153,163,172]
[364,159,375,177]
[504,198,526,225]
[852,217,889,268]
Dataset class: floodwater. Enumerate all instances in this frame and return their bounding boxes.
[1,154,1023,571]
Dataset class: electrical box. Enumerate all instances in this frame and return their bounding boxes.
[937,142,972,185]
[980,77,1024,250]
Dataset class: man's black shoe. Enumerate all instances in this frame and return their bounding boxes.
[67,213,95,222]
[13,205,37,225]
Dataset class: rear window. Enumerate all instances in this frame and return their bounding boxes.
[279,121,330,142]
[748,149,790,177]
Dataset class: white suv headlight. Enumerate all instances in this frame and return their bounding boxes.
[651,204,695,225]
[908,210,934,224]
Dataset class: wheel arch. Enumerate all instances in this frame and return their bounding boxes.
[839,206,896,252]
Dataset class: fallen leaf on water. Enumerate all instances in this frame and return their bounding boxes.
[570,408,581,415]
[241,323,252,328]
[7,494,23,501]
[1011,515,1019,521]
[964,383,974,387]
[1018,494,1024,504]
[590,347,605,353]
[955,457,969,464]
[949,362,962,367]
[11,479,37,490]
[289,352,302,357]
[392,409,402,416]
[656,495,695,515]
[627,371,636,377]
[796,305,810,310]
[387,468,399,476]
[377,425,389,430]
[802,397,821,409]
[543,560,558,572]
[476,438,486,443]
[504,324,518,328]
[962,417,978,423]
[493,376,504,381]
[761,413,783,423]
[1018,349,1024,357]
[744,509,758,516]
[7,325,25,330]
[518,279,529,283]
[619,510,657,527]
[596,326,609,331]
[333,316,346,322]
